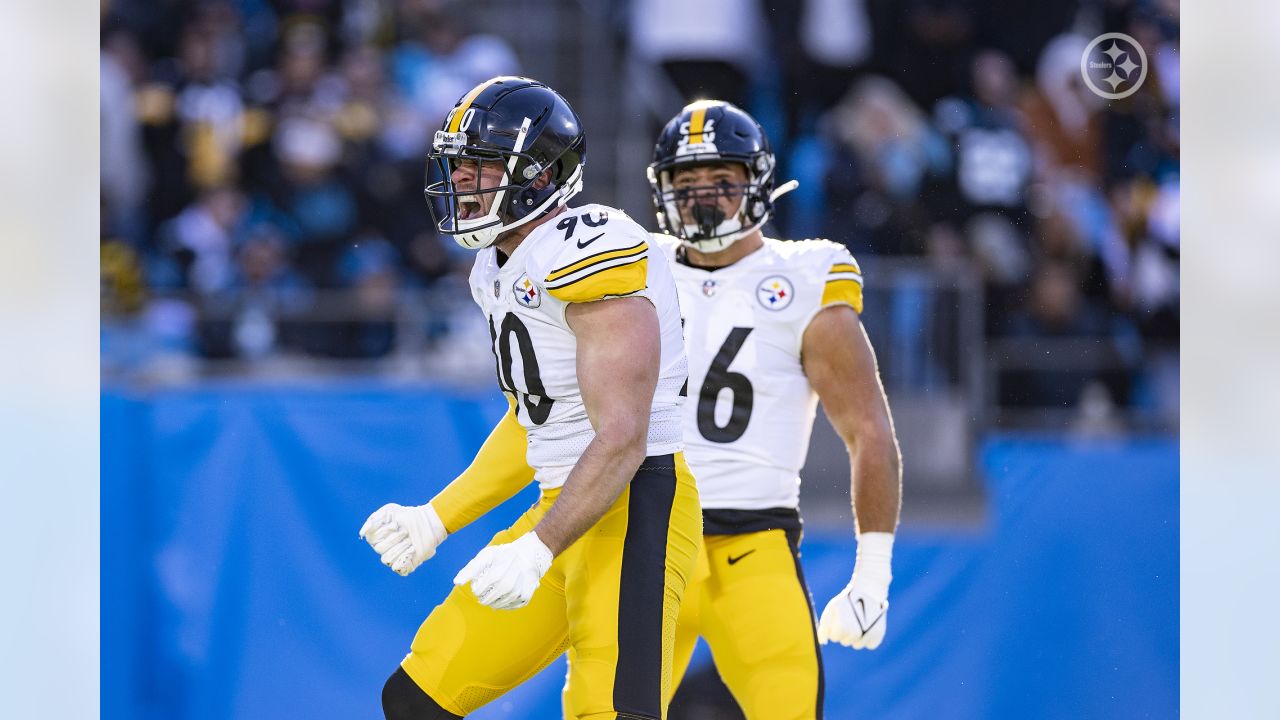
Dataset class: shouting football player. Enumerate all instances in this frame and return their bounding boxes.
[360,76,701,720]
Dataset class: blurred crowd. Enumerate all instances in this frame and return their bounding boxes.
[100,0,520,365]
[100,0,1178,424]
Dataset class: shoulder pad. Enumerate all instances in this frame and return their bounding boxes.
[814,240,863,313]
[541,209,650,303]
[649,232,682,260]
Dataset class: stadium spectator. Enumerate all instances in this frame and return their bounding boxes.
[630,0,764,108]
[101,25,149,245]
[97,0,1178,428]
[154,184,249,296]
[389,0,521,159]
[820,75,951,256]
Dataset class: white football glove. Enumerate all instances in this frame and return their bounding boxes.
[818,532,894,650]
[453,532,553,610]
[359,503,447,576]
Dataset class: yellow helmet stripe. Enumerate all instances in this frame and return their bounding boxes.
[447,77,505,133]
[688,107,707,144]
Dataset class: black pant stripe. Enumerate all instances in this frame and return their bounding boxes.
[786,528,825,720]
[382,667,463,720]
[613,454,678,719]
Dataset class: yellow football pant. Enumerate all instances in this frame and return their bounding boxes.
[669,528,824,719]
[401,453,701,719]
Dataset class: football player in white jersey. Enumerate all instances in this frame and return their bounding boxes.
[648,100,903,718]
[359,77,701,720]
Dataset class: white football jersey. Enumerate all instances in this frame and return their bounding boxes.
[654,235,864,511]
[469,205,687,489]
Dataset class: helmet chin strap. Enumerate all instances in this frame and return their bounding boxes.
[678,180,799,253]
[690,203,727,236]
[682,196,747,252]
[453,162,583,250]
[453,117,533,250]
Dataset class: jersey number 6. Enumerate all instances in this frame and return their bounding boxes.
[490,313,554,425]
[697,327,754,443]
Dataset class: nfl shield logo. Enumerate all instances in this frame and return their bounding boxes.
[702,279,718,297]
[493,279,501,298]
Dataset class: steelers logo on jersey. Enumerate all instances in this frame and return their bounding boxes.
[756,275,794,311]
[513,273,541,308]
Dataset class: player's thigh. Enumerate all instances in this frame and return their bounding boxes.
[667,529,711,705]
[701,529,823,720]
[401,503,571,717]
[562,453,701,720]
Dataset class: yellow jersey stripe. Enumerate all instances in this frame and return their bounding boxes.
[822,278,864,313]
[546,252,648,289]
[829,262,861,274]
[447,77,503,133]
[689,107,707,144]
[546,257,648,302]
[545,240,648,282]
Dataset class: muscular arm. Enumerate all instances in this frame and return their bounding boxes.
[801,305,902,534]
[531,296,659,555]
[429,396,536,534]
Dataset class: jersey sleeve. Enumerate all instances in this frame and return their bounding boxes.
[429,396,535,533]
[818,245,864,314]
[541,215,650,303]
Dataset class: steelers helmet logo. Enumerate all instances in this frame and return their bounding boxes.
[756,275,794,311]
[512,273,541,308]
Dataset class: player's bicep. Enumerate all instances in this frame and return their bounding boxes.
[566,296,660,443]
[801,305,892,446]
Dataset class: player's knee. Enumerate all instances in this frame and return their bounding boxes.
[382,666,461,720]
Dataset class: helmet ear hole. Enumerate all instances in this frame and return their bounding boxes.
[530,166,553,190]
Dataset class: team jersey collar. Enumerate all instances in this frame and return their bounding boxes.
[675,237,771,274]
[492,210,564,273]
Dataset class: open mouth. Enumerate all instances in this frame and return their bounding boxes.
[458,195,484,220]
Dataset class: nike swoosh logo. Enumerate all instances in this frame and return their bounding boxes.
[576,232,605,249]
[849,596,884,634]
[726,550,756,565]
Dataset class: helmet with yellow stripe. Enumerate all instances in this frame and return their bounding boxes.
[647,100,795,253]
[425,76,587,250]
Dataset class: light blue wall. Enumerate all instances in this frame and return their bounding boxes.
[103,384,1177,719]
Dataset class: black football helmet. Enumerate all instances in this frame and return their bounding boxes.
[647,100,795,252]
[424,76,586,249]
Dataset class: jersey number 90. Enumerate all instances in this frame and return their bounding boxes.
[490,313,554,425]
